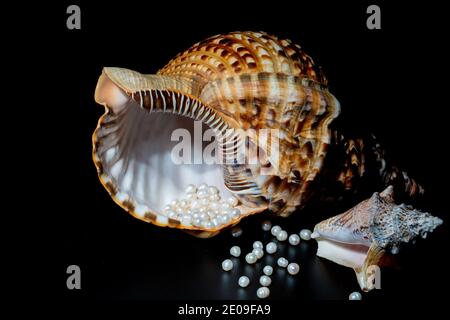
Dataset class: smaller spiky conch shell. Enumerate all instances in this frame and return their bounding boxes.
[311,186,443,291]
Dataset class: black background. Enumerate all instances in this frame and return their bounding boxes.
[17,0,449,307]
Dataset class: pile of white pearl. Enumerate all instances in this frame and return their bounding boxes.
[163,183,241,228]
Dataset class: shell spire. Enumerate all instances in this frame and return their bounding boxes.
[311,186,443,291]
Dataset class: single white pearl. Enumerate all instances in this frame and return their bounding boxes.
[207,209,216,218]
[199,198,210,207]
[199,212,208,220]
[170,199,179,207]
[208,186,219,195]
[185,193,197,201]
[190,200,201,209]
[226,196,238,207]
[211,218,220,227]
[210,201,220,210]
[204,221,214,229]
[288,234,300,246]
[219,214,231,224]
[176,207,185,215]
[181,215,192,225]
[185,184,197,194]
[299,229,312,241]
[197,189,209,199]
[180,199,189,207]
[287,263,300,275]
[266,242,277,254]
[192,212,200,220]
[349,292,362,300]
[277,257,288,268]
[166,210,177,218]
[192,218,202,227]
[209,194,221,202]
[221,201,231,210]
[276,230,288,241]
[262,220,272,231]
[253,241,264,250]
[222,259,233,271]
[252,248,264,259]
[271,225,282,236]
[263,265,273,276]
[238,276,250,288]
[256,287,270,299]
[230,246,241,257]
[163,204,172,212]
[245,253,257,264]
[259,275,272,286]
[230,208,240,219]
[198,183,208,190]
[231,226,243,237]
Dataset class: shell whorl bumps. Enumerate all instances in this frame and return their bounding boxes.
[369,187,443,253]
[311,186,443,291]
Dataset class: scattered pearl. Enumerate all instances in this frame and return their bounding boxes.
[226,196,239,206]
[253,241,264,250]
[349,292,362,300]
[266,242,277,254]
[230,246,241,257]
[271,225,282,236]
[222,259,233,271]
[259,275,272,287]
[245,253,257,264]
[287,263,300,275]
[185,184,197,194]
[231,226,243,237]
[263,265,273,276]
[299,229,312,241]
[252,248,264,259]
[208,186,219,194]
[277,257,288,268]
[262,220,272,231]
[288,234,300,246]
[276,230,288,241]
[256,287,270,299]
[238,276,250,288]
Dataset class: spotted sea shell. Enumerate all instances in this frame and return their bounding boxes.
[93,31,422,237]
[311,186,443,291]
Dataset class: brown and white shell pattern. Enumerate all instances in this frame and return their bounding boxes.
[93,31,342,235]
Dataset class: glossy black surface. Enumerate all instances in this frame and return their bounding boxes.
[26,0,448,302]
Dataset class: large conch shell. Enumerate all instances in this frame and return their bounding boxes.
[311,186,443,291]
[92,31,423,237]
